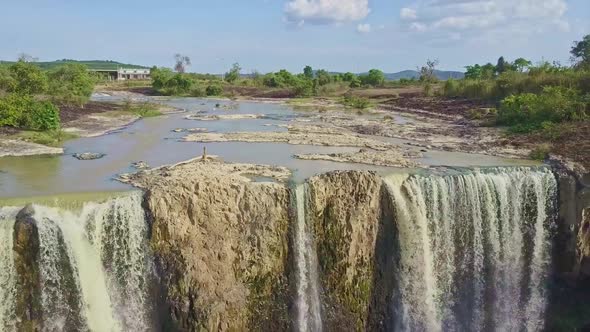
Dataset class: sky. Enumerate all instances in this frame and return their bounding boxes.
[1,0,589,73]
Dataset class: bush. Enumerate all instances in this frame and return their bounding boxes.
[442,79,460,97]
[342,95,372,109]
[0,94,60,130]
[48,63,95,106]
[5,61,48,95]
[190,86,206,97]
[206,84,223,96]
[529,144,552,160]
[497,86,587,131]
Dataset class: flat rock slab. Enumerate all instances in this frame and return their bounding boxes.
[0,139,63,157]
[73,152,106,160]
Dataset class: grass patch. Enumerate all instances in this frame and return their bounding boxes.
[18,129,78,147]
[341,95,372,110]
[122,101,162,118]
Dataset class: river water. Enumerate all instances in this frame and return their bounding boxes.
[0,96,538,198]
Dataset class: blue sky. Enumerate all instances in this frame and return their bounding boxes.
[1,0,588,73]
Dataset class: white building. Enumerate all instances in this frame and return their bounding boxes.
[92,68,150,81]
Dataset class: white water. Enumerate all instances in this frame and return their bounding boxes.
[294,184,323,332]
[384,167,557,331]
[0,192,151,332]
[0,207,19,331]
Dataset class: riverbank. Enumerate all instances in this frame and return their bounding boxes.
[0,99,178,157]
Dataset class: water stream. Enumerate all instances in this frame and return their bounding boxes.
[294,184,323,332]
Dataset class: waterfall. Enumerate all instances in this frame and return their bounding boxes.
[384,167,557,331]
[0,192,151,332]
[294,184,323,332]
[0,207,19,331]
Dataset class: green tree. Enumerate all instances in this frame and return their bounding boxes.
[342,72,356,82]
[481,63,496,79]
[361,69,385,86]
[48,64,95,106]
[513,58,532,72]
[571,34,590,69]
[315,69,331,86]
[8,61,48,94]
[303,65,314,79]
[349,76,362,88]
[496,56,510,74]
[225,63,241,83]
[465,64,482,79]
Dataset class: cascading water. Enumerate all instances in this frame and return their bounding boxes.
[384,167,557,331]
[294,184,323,332]
[0,207,19,331]
[0,192,151,332]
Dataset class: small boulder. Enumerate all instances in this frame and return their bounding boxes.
[73,152,105,160]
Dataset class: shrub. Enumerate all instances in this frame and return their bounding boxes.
[190,86,206,97]
[442,79,460,97]
[529,144,552,160]
[0,94,60,130]
[497,86,587,131]
[48,63,95,106]
[342,95,371,109]
[206,84,223,96]
[6,61,48,95]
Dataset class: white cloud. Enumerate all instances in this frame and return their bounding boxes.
[284,0,370,25]
[401,0,569,35]
[400,8,417,20]
[356,23,371,33]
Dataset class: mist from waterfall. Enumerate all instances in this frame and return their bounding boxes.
[384,167,557,331]
[294,184,323,332]
[0,192,151,332]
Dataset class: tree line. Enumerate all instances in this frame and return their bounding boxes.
[0,55,95,131]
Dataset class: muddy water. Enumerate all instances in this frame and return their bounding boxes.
[0,97,539,197]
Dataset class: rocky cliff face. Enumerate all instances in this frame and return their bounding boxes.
[125,160,293,331]
[13,204,42,332]
[306,171,383,330]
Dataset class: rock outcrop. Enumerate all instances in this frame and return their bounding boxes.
[126,160,292,331]
[13,204,42,332]
[306,171,383,330]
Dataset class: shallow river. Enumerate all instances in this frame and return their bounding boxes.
[0,96,538,198]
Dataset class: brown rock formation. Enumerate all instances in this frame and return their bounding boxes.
[13,204,42,332]
[126,160,292,331]
[306,171,383,330]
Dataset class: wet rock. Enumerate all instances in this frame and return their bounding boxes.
[13,204,43,331]
[131,161,150,170]
[172,128,185,133]
[73,152,105,160]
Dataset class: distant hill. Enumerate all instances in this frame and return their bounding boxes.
[383,70,465,81]
[0,59,149,70]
